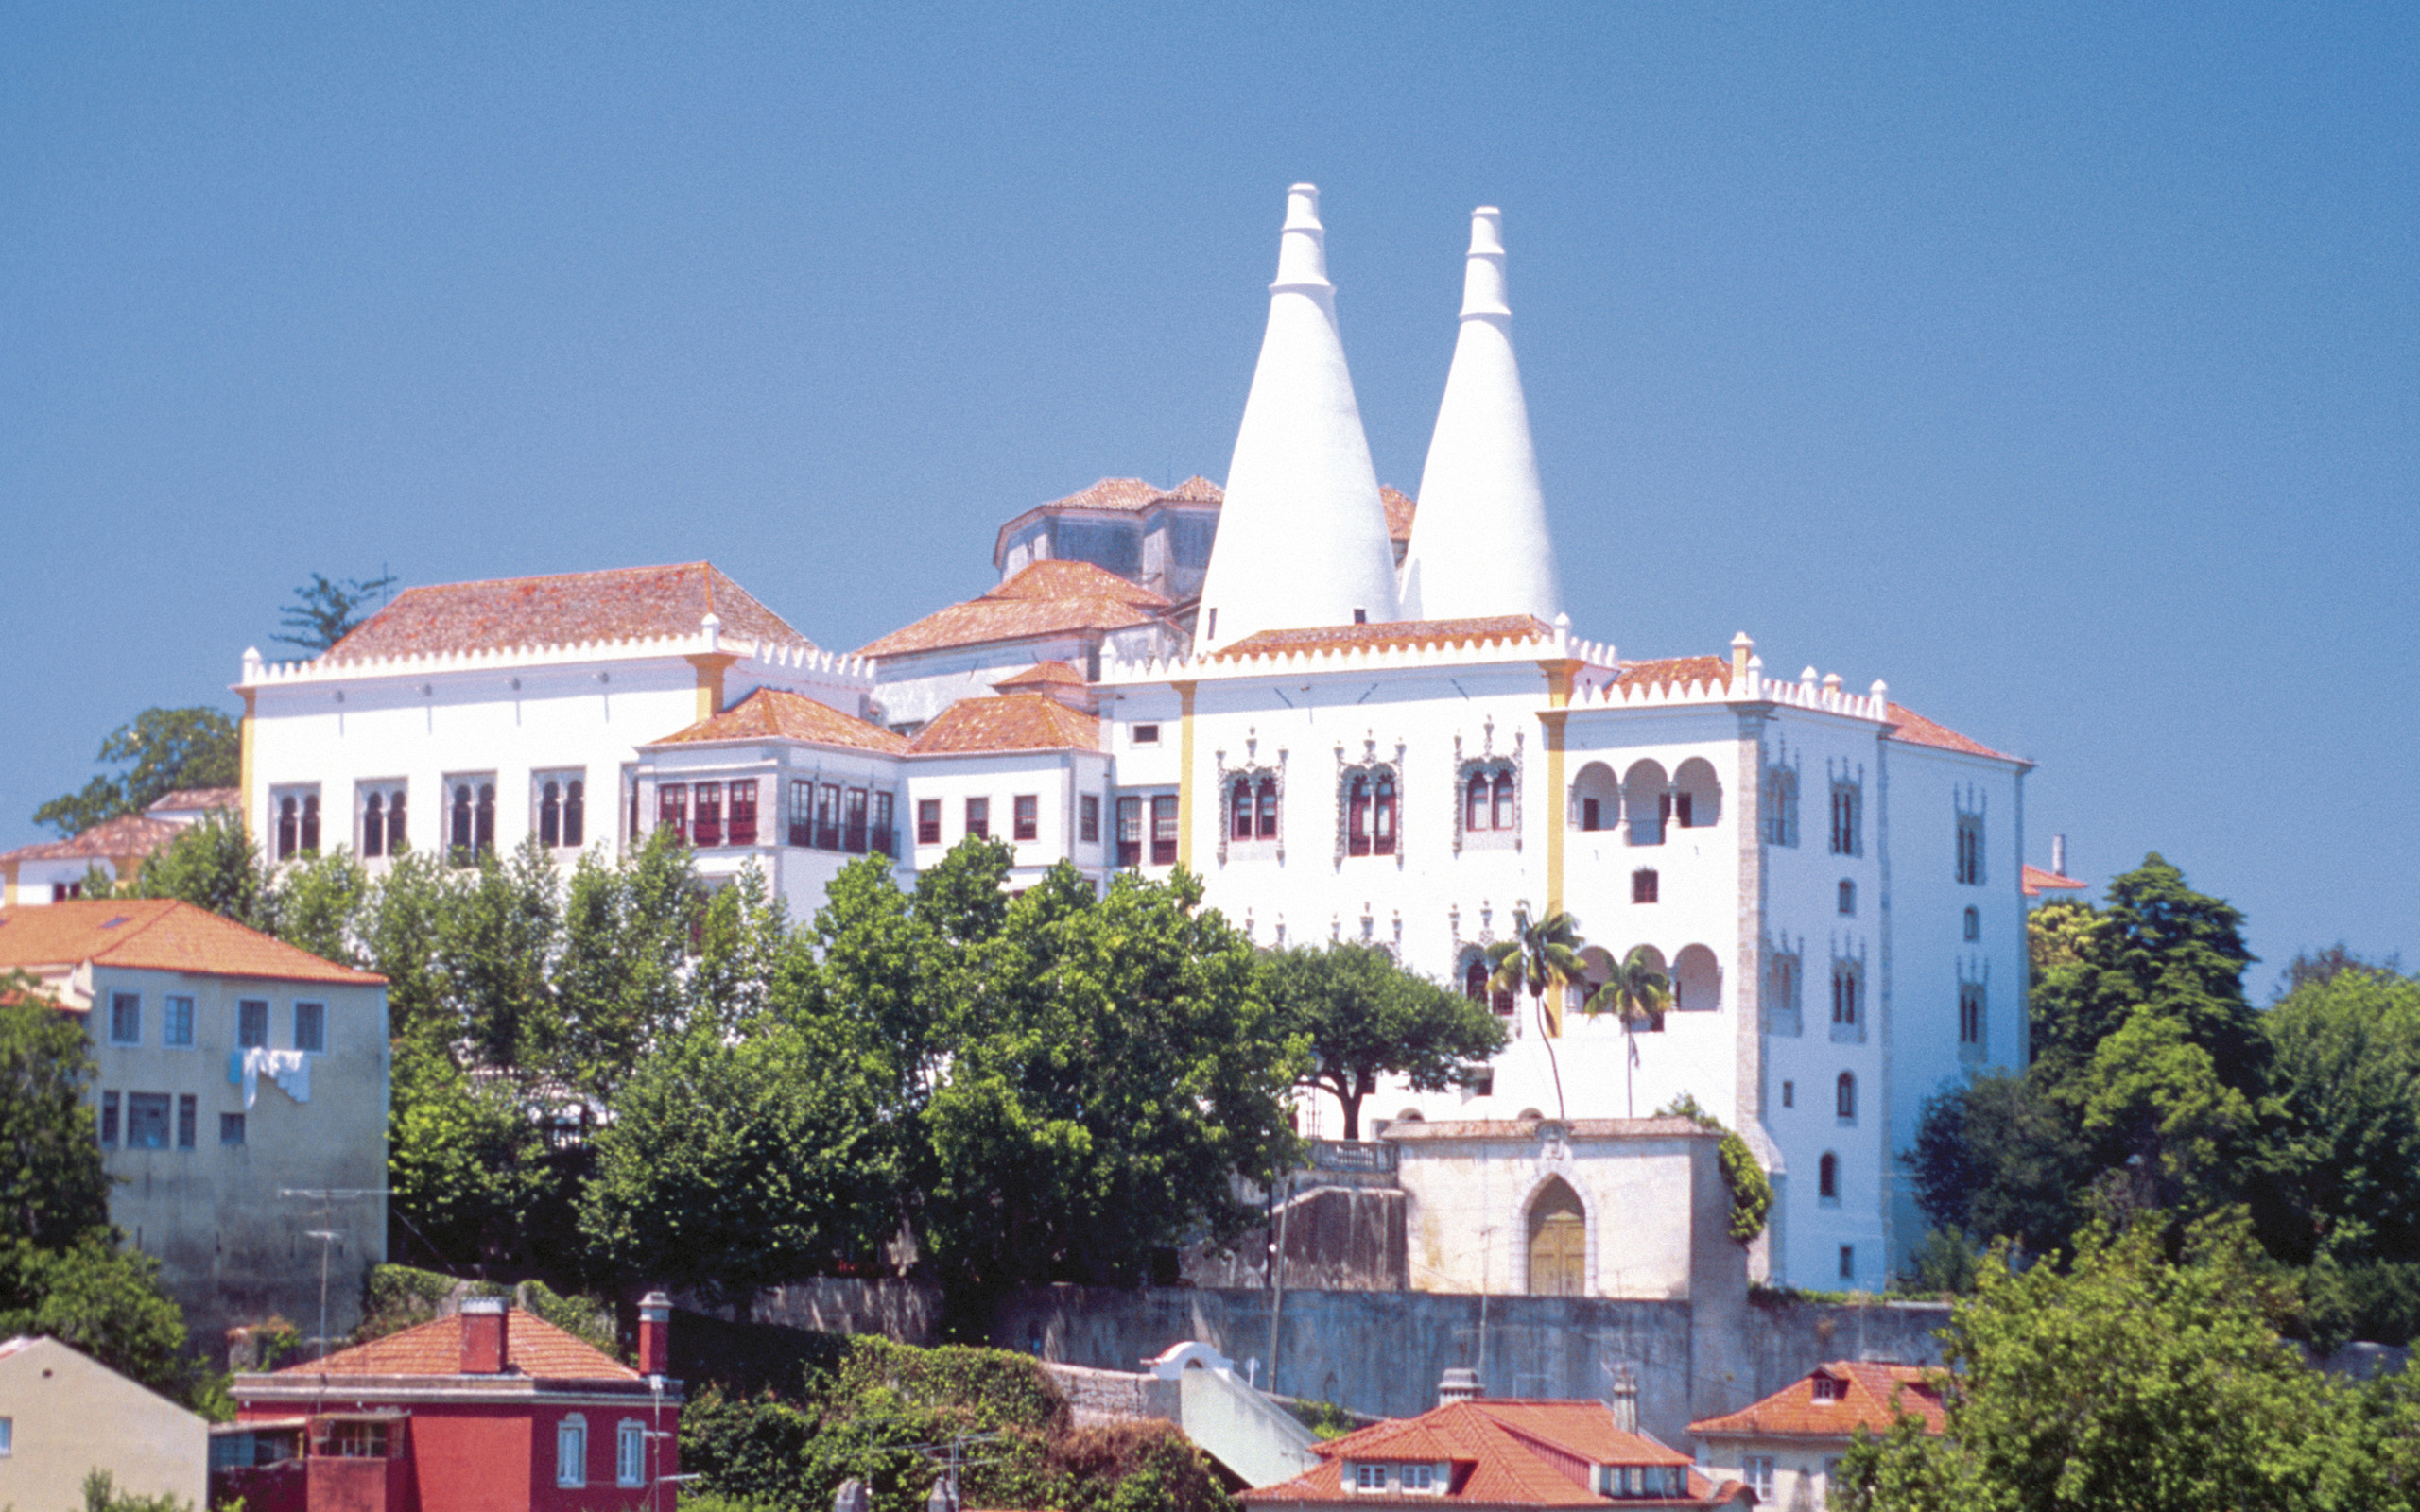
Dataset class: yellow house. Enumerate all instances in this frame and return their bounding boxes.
[0,1335,207,1512]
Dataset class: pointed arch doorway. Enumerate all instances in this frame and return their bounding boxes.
[1528,1177,1586,1297]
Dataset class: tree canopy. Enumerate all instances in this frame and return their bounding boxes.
[273,571,397,654]
[33,707,239,838]
[1258,941,1502,1139]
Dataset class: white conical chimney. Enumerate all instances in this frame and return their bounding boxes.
[1195,184,1401,651]
[1397,207,1563,624]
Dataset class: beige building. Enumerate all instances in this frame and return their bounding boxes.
[0,900,389,1354]
[1688,1361,1945,1510]
[0,1335,208,1512]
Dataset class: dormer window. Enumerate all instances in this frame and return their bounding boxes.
[1812,1372,1846,1402]
[1599,1465,1687,1499]
[1351,1463,1442,1495]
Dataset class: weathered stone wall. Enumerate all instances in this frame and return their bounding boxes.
[1184,1186,1409,1292]
[684,1278,945,1344]
[1044,1363,1182,1428]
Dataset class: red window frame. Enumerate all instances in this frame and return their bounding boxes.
[1466,774,1489,833]
[692,782,724,848]
[657,783,688,845]
[1373,774,1396,856]
[1150,795,1178,866]
[1255,777,1278,839]
[1232,779,1254,841]
[1013,795,1039,842]
[873,791,896,856]
[728,780,758,847]
[916,799,942,846]
[845,788,869,853]
[1347,777,1372,856]
[966,797,990,839]
[1492,773,1513,833]
[789,780,814,847]
[1116,797,1143,867]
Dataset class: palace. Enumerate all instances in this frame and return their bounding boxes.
[237,185,2032,1291]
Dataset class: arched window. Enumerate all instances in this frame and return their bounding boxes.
[363,793,386,859]
[1623,761,1670,846]
[475,783,496,856]
[1465,959,1489,1001]
[1838,879,1856,917]
[1256,777,1278,839]
[1672,944,1720,1011]
[1836,1073,1857,1121]
[1492,772,1514,833]
[563,780,584,848]
[1962,905,1979,942]
[300,794,320,854]
[1347,776,1372,856]
[1373,774,1396,855]
[1466,773,1490,832]
[1528,1178,1586,1297]
[1818,1152,1839,1199]
[451,783,475,860]
[277,797,299,861]
[1232,778,1254,841]
[1571,761,1618,833]
[541,781,562,848]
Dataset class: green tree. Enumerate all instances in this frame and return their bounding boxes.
[1483,909,1585,1120]
[1259,942,1504,1140]
[79,1469,196,1512]
[34,707,240,837]
[273,572,397,655]
[1906,1071,2089,1257]
[1584,945,1672,1118]
[0,1235,194,1402]
[117,811,272,929]
[549,831,701,1101]
[0,979,112,1249]
[385,1038,568,1276]
[273,848,372,968]
[436,838,563,1075]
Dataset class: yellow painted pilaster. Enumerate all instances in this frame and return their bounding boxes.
[4,861,17,908]
[237,688,258,840]
[686,653,739,721]
[1538,660,1580,920]
[1174,681,1199,871]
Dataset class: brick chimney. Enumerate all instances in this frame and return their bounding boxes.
[637,1291,672,1379]
[460,1296,508,1374]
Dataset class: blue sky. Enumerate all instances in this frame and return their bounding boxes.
[4,4,2413,982]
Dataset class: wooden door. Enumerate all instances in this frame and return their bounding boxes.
[1528,1180,1586,1296]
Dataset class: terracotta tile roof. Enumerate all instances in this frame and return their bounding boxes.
[1246,1400,1726,1509]
[1689,1361,1946,1441]
[145,788,241,816]
[1379,485,1418,543]
[0,814,185,868]
[1615,656,1734,692]
[1884,702,2017,762]
[1038,476,1228,515]
[1215,616,1553,661]
[984,560,1172,609]
[271,1309,634,1382]
[645,688,908,754]
[2022,864,2089,897]
[994,661,1088,690]
[322,563,810,663]
[908,695,1101,755]
[0,900,383,986]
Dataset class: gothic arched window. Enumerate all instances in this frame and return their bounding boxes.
[1372,774,1396,855]
[1466,773,1490,832]
[1836,1073,1857,1121]
[1819,1152,1839,1199]
[1232,778,1255,841]
[1492,772,1514,833]
[1255,777,1278,839]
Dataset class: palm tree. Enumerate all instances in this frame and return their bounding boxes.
[1484,909,1586,1121]
[1583,945,1672,1118]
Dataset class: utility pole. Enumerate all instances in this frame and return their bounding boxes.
[281,1188,389,1359]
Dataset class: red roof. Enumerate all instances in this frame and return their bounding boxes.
[2021,864,2089,897]
[908,695,1101,755]
[858,561,1179,660]
[0,814,187,868]
[145,788,241,816]
[994,660,1088,690]
[1379,486,1418,543]
[1244,1400,1735,1510]
[645,688,908,754]
[1688,1362,1946,1442]
[0,900,382,987]
[270,1309,633,1382]
[322,563,810,662]
[1884,702,2017,762]
[1035,476,1225,516]
[1215,616,1553,661]
[984,560,1172,609]
[1615,656,1733,692]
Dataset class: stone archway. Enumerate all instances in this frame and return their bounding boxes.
[1527,1177,1586,1297]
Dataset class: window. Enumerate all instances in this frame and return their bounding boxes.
[1838,879,1856,916]
[178,1095,197,1150]
[0,1415,9,1455]
[1743,1456,1774,1503]
[1348,777,1370,854]
[1828,779,1861,856]
[813,783,838,849]
[1812,1373,1845,1402]
[294,1002,326,1054]
[1374,773,1397,855]
[164,995,194,1048]
[873,791,897,857]
[965,797,990,840]
[557,1418,587,1488]
[1818,1151,1839,1200]
[1582,797,1601,831]
[1763,764,1800,847]
[730,780,760,847]
[1233,778,1254,841]
[220,1113,246,1145]
[1405,1465,1435,1490]
[1464,960,1515,1018]
[540,781,562,847]
[451,778,498,861]
[693,782,725,847]
[1013,795,1040,842]
[1673,791,1693,828]
[1631,868,1659,904]
[1353,608,1369,624]
[126,1093,170,1150]
[100,1091,119,1146]
[1150,796,1178,866]
[1831,963,1861,1028]
[273,786,321,861]
[1256,777,1278,839]
[617,1421,646,1488]
[1116,798,1144,868]
[238,999,269,1049]
[537,771,587,849]
[1080,795,1100,843]
[110,992,141,1045]
[50,882,81,902]
[1840,1244,1857,1280]
[1957,811,1985,885]
[1781,1079,1794,1108]
[360,783,407,858]
[788,781,813,847]
[1836,1072,1857,1121]
[839,787,865,853]
[1345,771,1397,858]
[1132,724,1160,747]
[1963,905,1980,941]
[1960,981,1985,1048]
[323,1421,390,1459]
[658,783,689,846]
[1355,1465,1384,1490]
[1494,772,1513,832]
[918,799,942,847]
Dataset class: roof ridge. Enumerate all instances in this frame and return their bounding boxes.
[84,900,183,960]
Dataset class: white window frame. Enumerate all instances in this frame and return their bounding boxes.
[356,779,409,859]
[1743,1455,1775,1503]
[616,1420,646,1488]
[164,995,196,1049]
[556,1415,587,1487]
[109,992,141,1045]
[534,767,589,851]
[293,1001,327,1055]
[269,782,323,862]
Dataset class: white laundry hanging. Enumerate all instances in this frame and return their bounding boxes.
[226,1047,312,1109]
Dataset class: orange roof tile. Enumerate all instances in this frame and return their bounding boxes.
[2021,864,2089,897]
[991,477,1227,567]
[1379,485,1418,543]
[984,560,1173,609]
[1248,1400,1724,1509]
[857,596,1169,660]
[908,695,1100,755]
[1615,656,1734,692]
[145,788,241,816]
[323,563,810,662]
[0,901,383,987]
[994,661,1088,690]
[1216,616,1553,661]
[645,688,908,754]
[0,814,186,868]
[1884,702,2018,762]
[272,1309,633,1381]
[1688,1361,1946,1442]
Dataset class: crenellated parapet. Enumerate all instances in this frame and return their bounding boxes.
[237,632,876,690]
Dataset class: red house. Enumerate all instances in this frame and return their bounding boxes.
[219,1295,682,1512]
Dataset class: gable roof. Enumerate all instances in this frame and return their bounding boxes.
[1688,1361,1947,1442]
[1214,615,1553,662]
[994,660,1088,690]
[322,563,810,662]
[1885,702,2018,762]
[908,695,1100,755]
[1245,1399,1729,1509]
[0,900,383,987]
[984,560,1173,609]
[145,788,241,817]
[858,560,1179,661]
[645,688,908,754]
[1615,656,1734,693]
[0,814,187,868]
[270,1308,634,1382]
[2022,864,2090,897]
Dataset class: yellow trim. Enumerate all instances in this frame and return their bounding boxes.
[1174,681,1199,871]
[237,689,258,840]
[3,860,16,908]
[685,653,739,721]
[1538,660,1580,921]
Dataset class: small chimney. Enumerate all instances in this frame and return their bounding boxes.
[2052,833,2067,877]
[1729,632,1753,688]
[1437,1366,1481,1408]
[1609,1365,1639,1433]
[460,1296,508,1374]
[637,1291,672,1378]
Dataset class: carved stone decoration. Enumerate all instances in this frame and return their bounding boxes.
[1213,746,1288,867]
[1332,734,1408,869]
[1452,727,1524,856]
